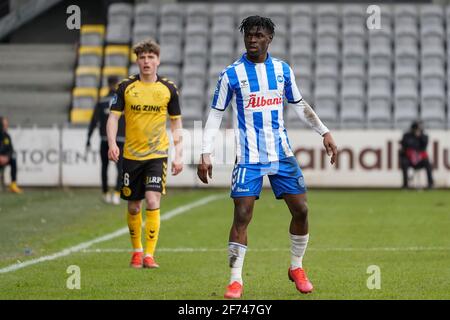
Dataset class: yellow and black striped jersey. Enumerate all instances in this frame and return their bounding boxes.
[110,74,181,161]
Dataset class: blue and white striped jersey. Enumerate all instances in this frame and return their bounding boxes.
[211,53,302,164]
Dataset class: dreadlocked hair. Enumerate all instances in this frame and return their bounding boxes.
[239,15,275,35]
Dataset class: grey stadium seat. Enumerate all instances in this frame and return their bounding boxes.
[158,64,180,86]
[420,5,444,28]
[212,4,234,26]
[394,5,418,27]
[180,86,205,122]
[184,43,208,69]
[264,4,288,35]
[290,4,313,27]
[341,87,365,129]
[160,43,182,65]
[182,65,207,91]
[134,3,158,29]
[108,3,133,25]
[106,24,131,44]
[316,4,340,27]
[210,43,234,67]
[160,3,184,28]
[421,65,446,128]
[159,23,183,47]
[238,4,263,24]
[367,92,392,129]
[342,4,365,26]
[132,24,157,46]
[186,3,209,27]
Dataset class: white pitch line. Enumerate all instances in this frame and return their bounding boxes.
[0,194,227,274]
[80,246,450,253]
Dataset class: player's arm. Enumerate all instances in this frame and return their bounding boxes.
[107,85,125,162]
[198,71,231,184]
[166,81,183,176]
[86,102,100,149]
[285,64,337,165]
[169,117,183,176]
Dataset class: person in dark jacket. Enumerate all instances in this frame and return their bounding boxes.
[399,120,434,189]
[86,76,125,204]
[0,116,23,193]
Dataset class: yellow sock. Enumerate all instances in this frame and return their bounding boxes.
[145,208,160,256]
[127,209,143,251]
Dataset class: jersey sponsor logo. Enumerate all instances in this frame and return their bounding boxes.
[147,176,162,184]
[245,94,283,109]
[240,79,249,88]
[130,105,161,112]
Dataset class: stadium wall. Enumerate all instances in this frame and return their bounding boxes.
[5,128,450,188]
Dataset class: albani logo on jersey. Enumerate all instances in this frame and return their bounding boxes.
[245,94,283,109]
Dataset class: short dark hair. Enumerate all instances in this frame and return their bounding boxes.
[107,75,119,87]
[239,15,275,35]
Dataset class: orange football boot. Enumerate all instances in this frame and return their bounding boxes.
[224,281,243,299]
[143,255,159,268]
[288,267,313,293]
[130,251,143,268]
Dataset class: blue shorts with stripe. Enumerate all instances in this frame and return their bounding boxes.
[230,156,307,200]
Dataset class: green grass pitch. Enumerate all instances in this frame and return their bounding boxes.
[0,188,449,299]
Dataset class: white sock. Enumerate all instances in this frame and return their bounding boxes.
[134,248,143,253]
[228,242,247,285]
[290,233,309,269]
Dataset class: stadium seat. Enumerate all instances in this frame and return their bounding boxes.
[184,42,208,69]
[210,43,234,67]
[128,64,139,76]
[160,3,184,28]
[290,40,313,70]
[316,4,340,27]
[238,4,263,24]
[160,43,182,65]
[104,45,130,67]
[290,4,313,27]
[212,3,234,26]
[186,3,209,27]
[367,95,392,129]
[134,3,158,28]
[341,91,365,128]
[75,66,101,88]
[158,64,180,86]
[186,23,209,48]
[420,4,444,28]
[421,65,446,128]
[270,35,287,61]
[265,4,288,35]
[72,87,98,110]
[80,25,105,47]
[342,4,365,26]
[108,3,133,24]
[101,66,127,87]
[394,5,418,27]
[159,23,183,47]
[180,86,205,121]
[77,46,103,67]
[181,65,206,92]
[132,24,157,46]
[106,23,131,44]
[71,108,94,124]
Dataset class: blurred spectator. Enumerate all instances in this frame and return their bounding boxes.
[0,116,23,193]
[86,76,125,204]
[399,120,434,189]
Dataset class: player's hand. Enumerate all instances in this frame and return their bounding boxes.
[197,154,213,184]
[0,155,9,166]
[108,144,120,162]
[171,158,183,176]
[323,132,337,165]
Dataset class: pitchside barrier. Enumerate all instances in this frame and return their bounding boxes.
[4,127,450,188]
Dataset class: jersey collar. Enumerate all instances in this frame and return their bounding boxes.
[242,52,271,65]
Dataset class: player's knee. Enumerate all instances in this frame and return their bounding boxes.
[145,199,160,210]
[234,205,253,226]
[128,202,141,215]
[293,202,308,221]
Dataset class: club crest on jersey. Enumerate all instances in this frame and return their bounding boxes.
[277,74,284,83]
[245,94,283,109]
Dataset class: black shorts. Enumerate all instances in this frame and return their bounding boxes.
[121,157,167,200]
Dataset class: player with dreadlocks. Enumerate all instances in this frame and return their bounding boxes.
[197,16,338,298]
